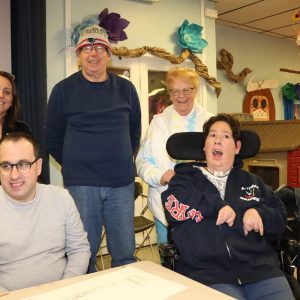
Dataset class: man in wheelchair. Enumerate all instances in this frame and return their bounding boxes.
[161,114,294,300]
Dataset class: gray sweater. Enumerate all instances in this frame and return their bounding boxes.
[0,184,90,291]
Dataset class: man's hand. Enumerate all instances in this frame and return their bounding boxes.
[243,208,263,236]
[160,169,176,186]
[216,205,236,227]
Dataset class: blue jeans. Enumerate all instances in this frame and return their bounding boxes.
[210,276,294,300]
[154,218,168,265]
[67,184,136,273]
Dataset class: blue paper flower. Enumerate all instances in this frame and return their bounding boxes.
[71,17,98,47]
[177,19,208,53]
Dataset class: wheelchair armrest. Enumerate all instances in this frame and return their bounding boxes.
[158,243,180,270]
[159,243,179,258]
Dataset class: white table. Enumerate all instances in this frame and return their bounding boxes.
[0,261,235,299]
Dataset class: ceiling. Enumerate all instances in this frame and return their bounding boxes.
[214,0,300,42]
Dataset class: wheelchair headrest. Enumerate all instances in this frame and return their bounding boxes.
[275,185,300,220]
[166,130,261,160]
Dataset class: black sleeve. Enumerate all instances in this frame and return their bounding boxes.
[46,84,66,165]
[3,120,31,136]
[254,180,287,241]
[14,121,31,134]
[161,170,228,225]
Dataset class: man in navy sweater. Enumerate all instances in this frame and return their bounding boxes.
[46,25,141,272]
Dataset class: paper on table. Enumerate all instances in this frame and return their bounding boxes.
[21,266,187,300]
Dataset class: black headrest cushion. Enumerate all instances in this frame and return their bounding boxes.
[166,130,261,161]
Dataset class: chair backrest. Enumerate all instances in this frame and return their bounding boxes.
[134,181,143,200]
[166,130,261,161]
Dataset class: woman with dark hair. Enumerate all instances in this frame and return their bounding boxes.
[162,113,293,300]
[0,71,30,137]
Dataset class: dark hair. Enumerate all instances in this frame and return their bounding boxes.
[0,71,21,130]
[0,132,39,158]
[203,113,241,143]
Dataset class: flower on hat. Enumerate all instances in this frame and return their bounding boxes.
[98,8,129,43]
[177,19,208,53]
[71,17,98,47]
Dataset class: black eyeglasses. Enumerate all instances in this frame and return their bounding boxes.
[81,45,106,53]
[0,158,39,175]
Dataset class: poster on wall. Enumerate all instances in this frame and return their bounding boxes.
[243,76,278,121]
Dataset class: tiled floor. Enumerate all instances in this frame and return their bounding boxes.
[96,244,161,271]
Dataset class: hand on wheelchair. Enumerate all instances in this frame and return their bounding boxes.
[158,242,179,271]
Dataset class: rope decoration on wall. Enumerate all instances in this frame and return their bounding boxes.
[217,49,252,83]
[112,46,222,96]
[71,10,222,97]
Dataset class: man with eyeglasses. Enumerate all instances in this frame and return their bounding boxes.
[46,25,141,273]
[0,132,90,292]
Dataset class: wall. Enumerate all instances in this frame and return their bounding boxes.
[37,1,300,187]
[71,0,201,53]
[47,0,217,94]
[46,0,218,186]
[0,0,11,71]
[216,24,300,119]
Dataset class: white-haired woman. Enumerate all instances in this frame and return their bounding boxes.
[136,66,213,258]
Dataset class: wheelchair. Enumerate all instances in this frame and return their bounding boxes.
[273,185,300,297]
[159,130,300,299]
